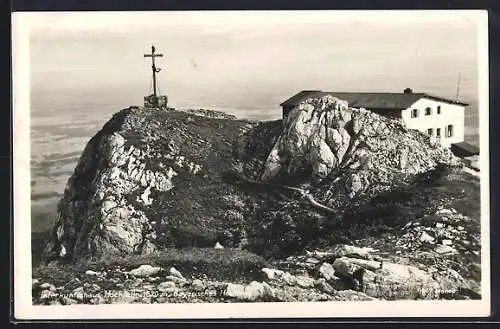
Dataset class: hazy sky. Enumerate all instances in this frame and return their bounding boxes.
[25,11,484,110]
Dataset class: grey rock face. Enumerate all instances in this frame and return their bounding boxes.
[318,262,336,280]
[41,108,214,262]
[41,107,260,263]
[225,281,274,301]
[43,135,180,261]
[260,95,459,199]
[191,279,205,291]
[129,265,162,277]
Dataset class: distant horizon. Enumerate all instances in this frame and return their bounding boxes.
[28,11,481,113]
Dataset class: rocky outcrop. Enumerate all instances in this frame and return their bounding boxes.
[225,281,274,301]
[43,131,185,259]
[182,108,238,120]
[42,107,258,263]
[261,95,458,199]
[41,96,464,265]
[396,208,478,254]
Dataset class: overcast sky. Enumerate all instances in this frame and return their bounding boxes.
[25,11,485,110]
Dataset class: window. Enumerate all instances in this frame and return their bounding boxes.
[436,128,441,137]
[437,106,441,114]
[445,125,454,138]
[411,109,419,118]
[427,128,433,136]
[425,107,432,115]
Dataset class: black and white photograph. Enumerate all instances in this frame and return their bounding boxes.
[13,10,490,319]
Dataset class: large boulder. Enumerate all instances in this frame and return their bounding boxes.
[260,95,458,188]
[225,281,274,301]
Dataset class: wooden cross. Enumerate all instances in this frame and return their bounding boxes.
[144,45,164,99]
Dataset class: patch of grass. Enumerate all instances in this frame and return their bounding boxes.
[33,264,83,288]
[160,223,218,248]
[82,248,267,282]
[33,248,268,286]
[247,165,481,257]
[346,165,480,231]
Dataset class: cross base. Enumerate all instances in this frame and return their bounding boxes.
[144,94,169,109]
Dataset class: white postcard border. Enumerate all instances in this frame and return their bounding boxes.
[12,10,491,320]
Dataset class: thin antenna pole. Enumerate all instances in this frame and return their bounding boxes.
[455,72,462,100]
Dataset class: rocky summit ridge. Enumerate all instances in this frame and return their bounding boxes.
[259,96,458,199]
[36,96,481,303]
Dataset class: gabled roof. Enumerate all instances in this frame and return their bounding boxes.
[280,90,469,109]
[279,90,323,107]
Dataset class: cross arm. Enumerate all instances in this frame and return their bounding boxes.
[144,54,164,57]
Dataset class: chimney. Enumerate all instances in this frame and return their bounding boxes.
[404,88,413,94]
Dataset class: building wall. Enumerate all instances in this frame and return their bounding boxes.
[402,98,465,147]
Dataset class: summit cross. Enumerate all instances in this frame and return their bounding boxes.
[144,45,164,99]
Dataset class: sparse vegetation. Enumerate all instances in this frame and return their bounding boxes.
[34,248,268,284]
[32,105,482,304]
[246,165,480,262]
